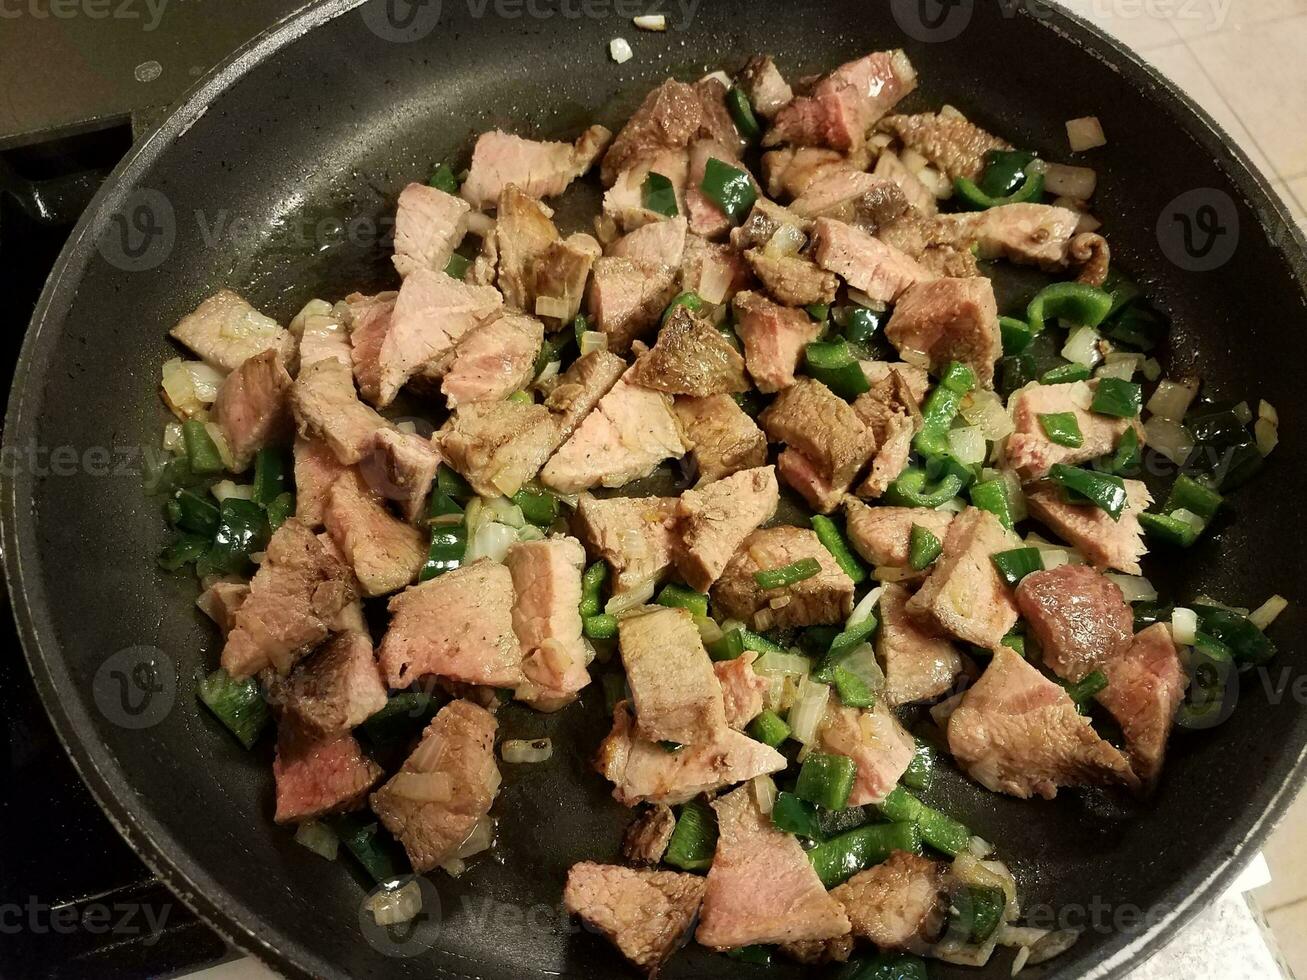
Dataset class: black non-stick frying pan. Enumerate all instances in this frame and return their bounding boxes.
[4,1,1307,977]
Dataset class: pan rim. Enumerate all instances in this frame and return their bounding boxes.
[3,1,1305,978]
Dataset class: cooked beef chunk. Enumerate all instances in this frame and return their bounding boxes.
[377,559,525,689]
[674,394,769,486]
[761,378,877,511]
[323,469,426,598]
[790,172,908,231]
[675,466,780,592]
[573,494,679,599]
[765,50,917,151]
[507,536,590,709]
[212,349,293,472]
[597,701,785,806]
[884,276,1001,387]
[291,357,389,466]
[905,508,1020,652]
[844,500,955,571]
[732,290,824,393]
[744,249,839,307]
[361,428,441,524]
[440,311,542,408]
[1025,479,1151,574]
[272,726,381,825]
[852,368,923,499]
[586,256,681,353]
[610,215,689,267]
[947,648,1138,799]
[438,399,559,497]
[542,349,627,446]
[370,699,501,872]
[680,232,754,305]
[344,290,397,405]
[196,580,249,636]
[877,111,1010,181]
[696,785,851,948]
[392,182,471,278]
[934,203,1080,270]
[534,233,601,328]
[762,146,871,199]
[819,702,915,805]
[878,582,966,706]
[621,804,677,866]
[1016,565,1134,683]
[628,306,749,396]
[271,630,388,740]
[220,519,355,679]
[830,851,947,950]
[564,863,705,976]
[715,650,769,729]
[712,526,855,630]
[296,302,352,370]
[601,78,743,185]
[686,139,756,240]
[494,185,560,312]
[859,360,930,403]
[874,151,937,216]
[620,606,728,745]
[460,125,611,209]
[812,217,936,304]
[1006,381,1142,481]
[170,289,295,373]
[1097,622,1185,791]
[736,55,794,120]
[603,148,691,231]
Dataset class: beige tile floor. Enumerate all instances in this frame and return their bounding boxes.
[1058,0,1307,973]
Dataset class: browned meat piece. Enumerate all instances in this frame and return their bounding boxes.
[737,55,794,119]
[293,435,346,529]
[440,311,542,408]
[195,580,249,636]
[761,378,877,509]
[885,277,1001,387]
[506,536,590,709]
[601,78,743,186]
[857,413,913,500]
[345,290,396,405]
[790,171,909,229]
[379,269,503,406]
[620,607,728,745]
[438,399,559,497]
[761,146,870,199]
[370,699,501,872]
[812,217,936,304]
[271,630,388,740]
[272,726,381,825]
[212,349,293,472]
[602,148,691,231]
[1026,479,1151,574]
[844,500,955,571]
[878,111,1010,181]
[675,466,779,592]
[360,428,441,524]
[597,701,785,805]
[715,651,769,729]
[460,125,610,209]
[586,256,681,353]
[1017,565,1134,683]
[573,495,678,599]
[564,863,704,976]
[1098,623,1185,790]
[712,526,855,630]
[494,185,559,311]
[609,215,689,267]
[295,303,351,370]
[765,49,917,151]
[291,358,389,466]
[730,198,813,251]
[860,360,931,404]
[533,233,601,328]
[874,151,937,216]
[732,290,823,393]
[878,582,966,706]
[933,203,1080,270]
[377,559,525,690]
[947,648,1138,799]
[621,805,677,866]
[674,394,768,486]
[906,508,1020,652]
[540,369,687,494]
[322,470,425,598]
[628,306,748,396]
[542,349,627,447]
[1006,381,1143,482]
[680,233,754,305]
[696,785,851,949]
[832,851,948,950]
[744,249,838,307]
[392,182,470,278]
[779,936,856,966]
[686,139,748,240]
[1071,231,1111,286]
[852,367,926,498]
[220,519,355,679]
[169,289,294,373]
[820,702,915,805]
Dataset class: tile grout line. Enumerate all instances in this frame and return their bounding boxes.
[1261,892,1307,916]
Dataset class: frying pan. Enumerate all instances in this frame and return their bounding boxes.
[4,0,1307,977]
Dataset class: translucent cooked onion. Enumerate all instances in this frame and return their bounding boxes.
[1143,417,1195,465]
[1146,379,1199,421]
[873,565,918,583]
[960,390,1015,440]
[1232,400,1253,424]
[534,295,572,320]
[289,298,332,334]
[1171,607,1198,646]
[694,614,724,646]
[947,425,986,466]
[633,13,666,30]
[1066,115,1107,151]
[751,775,778,815]
[204,422,237,471]
[387,771,453,803]
[365,878,423,926]
[605,579,656,615]
[930,691,965,727]
[1105,573,1157,603]
[1097,352,1142,381]
[764,223,806,259]
[464,521,518,563]
[1255,417,1279,457]
[1260,399,1279,425]
[162,421,184,454]
[502,738,552,764]
[1067,380,1095,411]
[838,642,885,693]
[211,480,254,503]
[1250,594,1289,631]
[847,586,883,629]
[787,676,830,746]
[1141,357,1163,382]
[609,37,633,63]
[161,357,225,419]
[1061,325,1103,368]
[1023,928,1081,965]
[579,330,608,356]
[697,257,733,304]
[754,650,810,679]
[482,496,526,529]
[294,820,339,860]
[1043,162,1097,199]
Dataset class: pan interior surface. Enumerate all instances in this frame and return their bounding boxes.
[5,1,1307,978]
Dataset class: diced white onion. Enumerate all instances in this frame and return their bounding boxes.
[294,820,339,860]
[694,614,724,646]
[210,480,254,503]
[1146,379,1199,421]
[697,257,733,305]
[162,421,185,454]
[1066,116,1107,152]
[1143,417,1195,465]
[1039,549,1070,570]
[1260,399,1279,425]
[577,330,609,357]
[633,13,666,30]
[935,496,968,513]
[900,348,932,370]
[751,775,778,815]
[439,817,495,876]
[1068,379,1095,411]
[838,642,885,694]
[764,223,806,259]
[534,295,572,320]
[482,496,526,529]
[754,650,810,679]
[365,879,423,925]
[847,586,883,630]
[1255,417,1279,457]
[947,425,986,466]
[160,357,226,419]
[1097,352,1142,381]
[605,579,657,614]
[1171,508,1205,533]
[1250,594,1288,631]
[203,422,237,471]
[1105,573,1158,603]
[961,390,1015,440]
[1171,607,1198,646]
[1141,357,1163,382]
[1232,400,1253,424]
[502,738,552,764]
[787,676,830,746]
[1062,325,1103,368]
[465,521,518,563]
[609,37,633,63]
[1043,163,1097,199]
[1023,929,1081,965]
[699,69,731,86]
[1012,944,1033,976]
[917,165,951,199]
[968,836,995,859]
[534,359,562,385]
[900,147,929,175]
